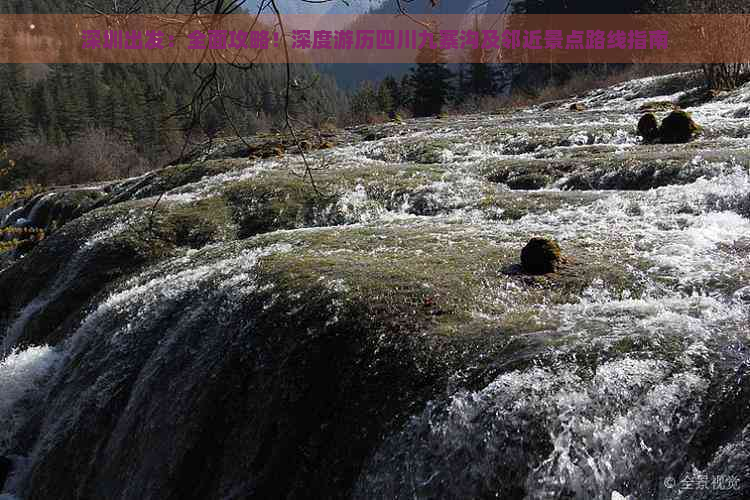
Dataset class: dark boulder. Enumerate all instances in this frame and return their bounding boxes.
[637,113,659,142]
[0,456,12,489]
[658,110,701,143]
[521,237,562,274]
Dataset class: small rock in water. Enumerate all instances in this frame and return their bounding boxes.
[0,456,12,489]
[658,109,701,143]
[637,112,659,141]
[521,237,562,274]
[733,285,750,303]
[569,102,585,111]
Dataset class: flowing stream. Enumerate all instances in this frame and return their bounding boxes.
[1,72,749,499]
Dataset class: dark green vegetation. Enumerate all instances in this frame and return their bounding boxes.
[0,62,345,186]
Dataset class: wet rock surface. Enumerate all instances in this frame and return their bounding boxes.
[2,72,750,500]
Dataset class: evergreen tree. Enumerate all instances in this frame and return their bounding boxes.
[409,63,453,117]
[103,85,128,134]
[48,65,89,142]
[350,81,378,123]
[399,74,413,111]
[29,80,53,140]
[0,87,28,144]
[468,63,499,96]
[409,28,454,117]
[454,65,467,106]
[378,76,402,117]
[463,17,499,98]
[0,64,30,142]
[410,38,453,117]
[81,65,104,124]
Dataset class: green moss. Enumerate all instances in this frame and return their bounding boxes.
[482,161,565,186]
[478,191,605,221]
[106,160,246,205]
[223,175,329,238]
[222,165,456,237]
[638,101,675,112]
[230,223,652,340]
[406,140,454,164]
[158,197,235,248]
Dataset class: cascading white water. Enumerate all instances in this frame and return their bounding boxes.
[2,72,750,499]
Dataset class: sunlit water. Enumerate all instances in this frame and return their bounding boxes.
[2,73,750,499]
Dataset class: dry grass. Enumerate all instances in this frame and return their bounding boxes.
[3,128,166,189]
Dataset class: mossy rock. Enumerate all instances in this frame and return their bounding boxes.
[478,191,606,221]
[406,140,453,164]
[658,110,701,143]
[248,142,285,159]
[520,237,562,275]
[482,162,564,187]
[221,165,460,237]
[223,176,329,238]
[0,202,175,348]
[637,113,659,142]
[676,87,715,109]
[159,197,235,248]
[638,101,675,112]
[98,160,244,207]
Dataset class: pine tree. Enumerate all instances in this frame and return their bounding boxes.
[0,65,30,143]
[399,74,413,111]
[80,65,103,124]
[378,76,401,117]
[454,65,467,106]
[464,17,499,97]
[376,81,394,117]
[468,63,499,96]
[410,64,453,117]
[103,85,128,134]
[410,37,453,118]
[48,65,89,142]
[0,87,28,144]
[409,28,454,117]
[350,81,378,123]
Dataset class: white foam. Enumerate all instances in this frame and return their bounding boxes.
[0,345,61,452]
